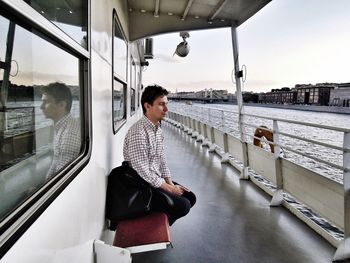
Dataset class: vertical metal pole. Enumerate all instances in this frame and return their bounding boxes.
[231,25,248,179]
[270,120,283,206]
[344,131,350,237]
[231,26,243,117]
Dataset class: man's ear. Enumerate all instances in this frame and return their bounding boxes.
[144,102,151,111]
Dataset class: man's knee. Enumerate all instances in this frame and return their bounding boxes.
[174,198,191,217]
[186,191,196,207]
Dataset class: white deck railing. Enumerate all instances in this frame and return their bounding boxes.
[166,104,350,249]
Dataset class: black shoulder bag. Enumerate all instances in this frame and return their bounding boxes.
[106,161,152,227]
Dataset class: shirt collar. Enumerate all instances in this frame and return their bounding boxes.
[55,113,72,131]
[142,115,160,132]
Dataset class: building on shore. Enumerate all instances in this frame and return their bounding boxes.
[258,87,296,104]
[168,89,229,102]
[258,82,350,107]
[329,83,350,107]
[295,83,334,106]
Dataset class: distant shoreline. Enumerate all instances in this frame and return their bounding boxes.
[214,102,350,115]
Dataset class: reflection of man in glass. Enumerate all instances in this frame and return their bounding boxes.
[40,82,81,179]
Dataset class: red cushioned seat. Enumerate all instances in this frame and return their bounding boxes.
[113,212,171,249]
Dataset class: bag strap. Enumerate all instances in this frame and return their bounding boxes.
[122,161,130,167]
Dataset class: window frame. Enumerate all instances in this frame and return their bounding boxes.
[112,77,127,133]
[112,10,128,134]
[130,56,137,115]
[0,1,92,257]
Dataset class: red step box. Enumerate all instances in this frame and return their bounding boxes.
[113,212,171,253]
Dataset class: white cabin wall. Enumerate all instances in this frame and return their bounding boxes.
[1,0,143,262]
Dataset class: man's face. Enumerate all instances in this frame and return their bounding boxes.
[146,95,168,123]
[40,93,65,122]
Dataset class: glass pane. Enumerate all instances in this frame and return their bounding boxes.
[23,0,88,48]
[0,14,83,221]
[130,88,135,113]
[113,78,126,130]
[113,19,127,80]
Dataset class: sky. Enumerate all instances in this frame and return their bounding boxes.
[143,0,350,94]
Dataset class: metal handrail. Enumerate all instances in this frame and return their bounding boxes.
[241,120,344,152]
[279,131,344,152]
[190,104,350,133]
[169,104,346,173]
[281,145,345,171]
[243,112,350,133]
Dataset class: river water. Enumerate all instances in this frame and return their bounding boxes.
[169,102,350,183]
[4,100,348,182]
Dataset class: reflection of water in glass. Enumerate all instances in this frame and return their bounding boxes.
[6,100,81,134]
[113,98,125,120]
[170,102,349,183]
[114,99,121,111]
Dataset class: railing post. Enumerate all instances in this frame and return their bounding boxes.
[184,116,189,133]
[201,123,211,147]
[333,131,350,261]
[271,120,283,206]
[187,117,193,135]
[196,120,204,142]
[221,132,231,163]
[208,126,216,152]
[180,115,184,130]
[192,119,199,139]
[231,25,248,180]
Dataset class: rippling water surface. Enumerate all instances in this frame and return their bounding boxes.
[169,102,350,183]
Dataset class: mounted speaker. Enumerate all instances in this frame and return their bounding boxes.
[144,38,154,59]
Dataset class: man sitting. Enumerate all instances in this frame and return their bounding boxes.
[123,85,196,225]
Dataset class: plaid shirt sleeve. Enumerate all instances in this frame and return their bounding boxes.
[159,131,171,178]
[123,128,165,188]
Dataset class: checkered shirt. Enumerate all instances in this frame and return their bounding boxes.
[47,113,81,178]
[123,115,171,188]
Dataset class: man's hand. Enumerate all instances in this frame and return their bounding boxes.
[160,182,186,196]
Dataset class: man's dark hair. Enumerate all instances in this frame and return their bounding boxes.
[141,85,168,114]
[41,82,73,112]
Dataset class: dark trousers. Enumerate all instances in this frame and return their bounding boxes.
[151,184,196,226]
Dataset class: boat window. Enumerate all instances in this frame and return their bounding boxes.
[112,12,127,132]
[113,78,126,132]
[113,15,127,82]
[0,14,84,222]
[22,0,88,48]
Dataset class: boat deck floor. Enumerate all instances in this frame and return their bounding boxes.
[132,122,335,263]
